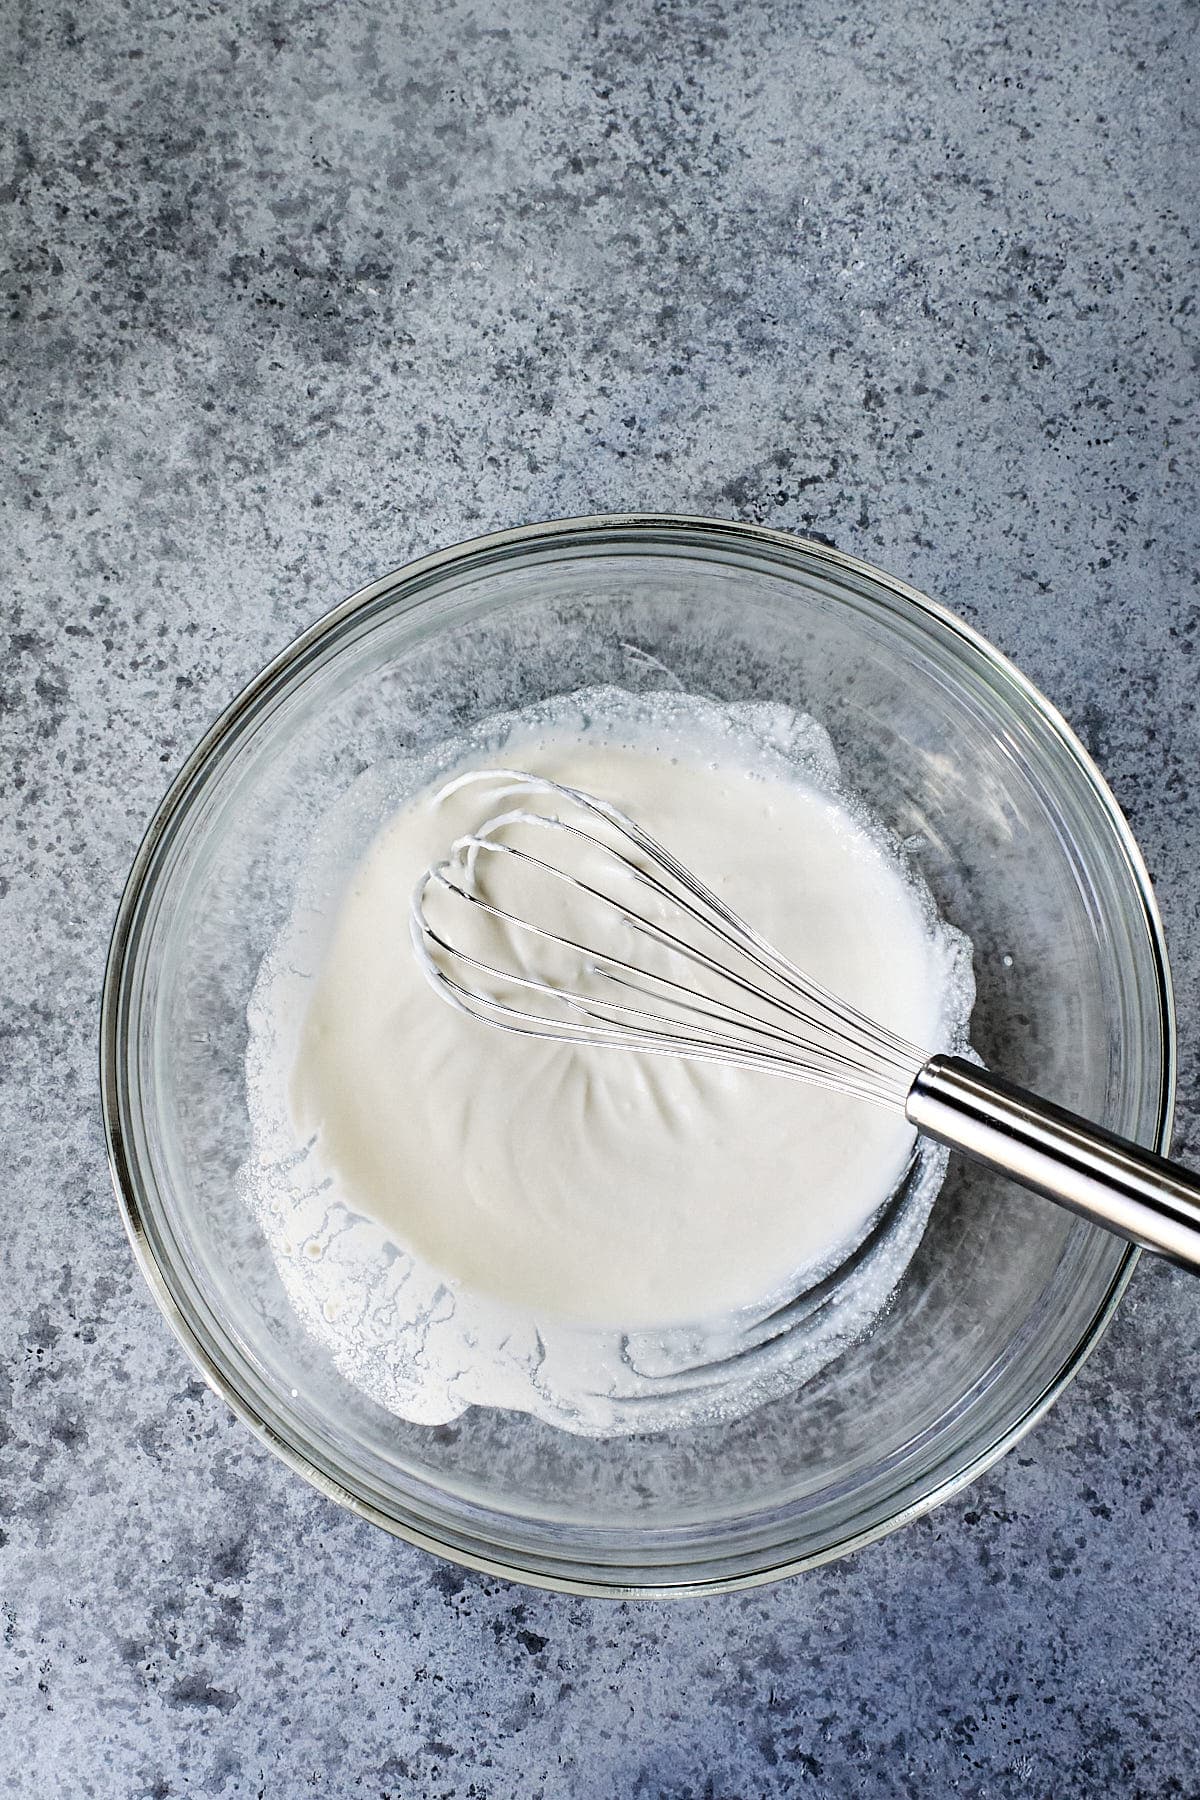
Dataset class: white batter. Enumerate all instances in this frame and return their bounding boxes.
[292,742,944,1328]
[245,689,972,1434]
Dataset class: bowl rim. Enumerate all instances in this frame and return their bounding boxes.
[100,511,1174,1597]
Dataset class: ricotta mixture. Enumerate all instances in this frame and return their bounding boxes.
[244,690,973,1435]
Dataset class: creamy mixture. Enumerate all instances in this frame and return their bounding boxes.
[245,691,973,1434]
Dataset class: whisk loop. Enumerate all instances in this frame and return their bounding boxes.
[411,770,926,1110]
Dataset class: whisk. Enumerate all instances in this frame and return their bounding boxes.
[411,771,1200,1273]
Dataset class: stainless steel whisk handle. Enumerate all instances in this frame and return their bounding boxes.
[907,1055,1200,1273]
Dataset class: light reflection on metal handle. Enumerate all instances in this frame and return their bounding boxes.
[906,1054,1200,1274]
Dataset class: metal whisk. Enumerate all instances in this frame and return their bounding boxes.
[412,770,1200,1273]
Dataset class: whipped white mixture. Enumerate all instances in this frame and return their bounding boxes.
[245,690,973,1435]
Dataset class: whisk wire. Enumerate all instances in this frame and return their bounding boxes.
[481,789,926,1068]
[426,837,917,1086]
[475,810,923,1073]
[411,772,928,1109]
[419,869,899,1095]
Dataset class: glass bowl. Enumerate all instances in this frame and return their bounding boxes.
[102,514,1173,1596]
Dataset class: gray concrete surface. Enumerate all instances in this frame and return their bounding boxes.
[3,0,1199,1793]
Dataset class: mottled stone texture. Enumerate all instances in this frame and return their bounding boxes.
[2,0,1199,1793]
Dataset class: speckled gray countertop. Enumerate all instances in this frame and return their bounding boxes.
[4,0,1199,1793]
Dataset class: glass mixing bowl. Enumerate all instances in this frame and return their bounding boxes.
[102,514,1173,1596]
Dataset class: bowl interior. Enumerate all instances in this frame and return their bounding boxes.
[107,520,1164,1592]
